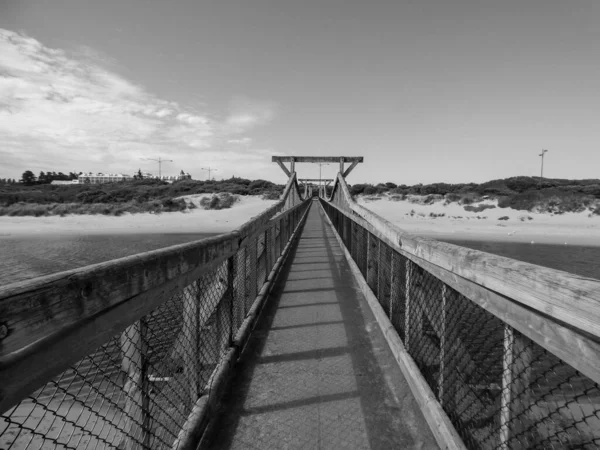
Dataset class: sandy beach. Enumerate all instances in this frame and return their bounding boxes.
[357,195,600,247]
[0,195,278,237]
[2,193,600,247]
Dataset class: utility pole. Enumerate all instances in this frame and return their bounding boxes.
[201,167,218,181]
[142,157,173,179]
[539,149,548,188]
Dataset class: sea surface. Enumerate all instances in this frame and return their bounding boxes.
[1,234,599,287]
[0,233,218,286]
[441,239,600,280]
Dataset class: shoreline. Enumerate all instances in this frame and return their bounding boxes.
[0,196,278,237]
[2,194,600,247]
[357,196,600,247]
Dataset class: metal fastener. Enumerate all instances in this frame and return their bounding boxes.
[0,324,8,340]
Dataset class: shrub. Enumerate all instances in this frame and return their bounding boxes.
[498,216,509,220]
[262,190,281,200]
[199,193,238,210]
[463,204,496,213]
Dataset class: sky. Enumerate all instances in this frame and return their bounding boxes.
[1,0,599,185]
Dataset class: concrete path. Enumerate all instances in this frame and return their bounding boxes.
[205,202,438,449]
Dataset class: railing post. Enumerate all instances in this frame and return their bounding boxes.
[438,285,449,405]
[247,240,258,312]
[405,260,412,351]
[500,326,532,449]
[377,240,384,304]
[264,229,271,280]
[184,284,200,402]
[389,252,398,323]
[121,319,150,450]
[233,249,246,332]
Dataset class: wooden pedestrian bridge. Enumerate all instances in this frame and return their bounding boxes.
[2,156,600,449]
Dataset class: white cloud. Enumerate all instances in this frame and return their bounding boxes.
[0,29,277,179]
[227,137,253,145]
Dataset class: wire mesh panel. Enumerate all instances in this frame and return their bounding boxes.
[1,200,310,450]
[320,199,600,450]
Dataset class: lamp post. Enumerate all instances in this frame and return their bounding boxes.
[201,167,218,181]
[142,157,173,179]
[539,149,548,187]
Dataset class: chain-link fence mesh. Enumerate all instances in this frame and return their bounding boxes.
[321,199,600,450]
[0,201,310,450]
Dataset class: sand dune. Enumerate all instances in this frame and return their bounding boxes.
[359,195,600,247]
[0,195,278,236]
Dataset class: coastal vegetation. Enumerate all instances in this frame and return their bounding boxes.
[350,176,600,215]
[0,178,284,217]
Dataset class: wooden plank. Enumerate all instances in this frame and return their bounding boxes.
[272,156,363,163]
[120,319,150,450]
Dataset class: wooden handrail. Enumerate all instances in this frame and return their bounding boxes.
[327,173,600,338]
[0,175,308,413]
[322,174,600,385]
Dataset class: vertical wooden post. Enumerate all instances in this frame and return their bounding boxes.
[233,249,247,330]
[290,157,295,174]
[405,260,412,350]
[500,326,532,450]
[377,241,386,305]
[366,233,377,289]
[184,284,200,402]
[247,241,258,311]
[438,285,448,403]
[339,157,344,175]
[121,319,150,450]
[389,252,398,323]
[264,229,271,281]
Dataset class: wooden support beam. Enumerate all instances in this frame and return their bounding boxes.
[275,160,291,177]
[272,156,363,163]
[290,157,295,173]
[340,157,344,174]
[342,160,360,178]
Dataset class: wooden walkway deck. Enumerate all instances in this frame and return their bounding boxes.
[204,203,438,449]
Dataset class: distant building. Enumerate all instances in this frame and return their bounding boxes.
[77,173,133,184]
[50,180,77,185]
[158,170,192,183]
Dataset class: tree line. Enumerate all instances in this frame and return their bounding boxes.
[15,170,80,186]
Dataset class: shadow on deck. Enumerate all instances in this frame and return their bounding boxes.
[204,203,438,449]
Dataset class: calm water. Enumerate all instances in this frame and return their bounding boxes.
[1,234,599,287]
[0,233,218,286]
[441,239,600,280]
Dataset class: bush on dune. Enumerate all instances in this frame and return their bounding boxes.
[199,193,238,210]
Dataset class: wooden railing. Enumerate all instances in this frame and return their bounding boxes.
[0,173,311,450]
[320,173,600,449]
